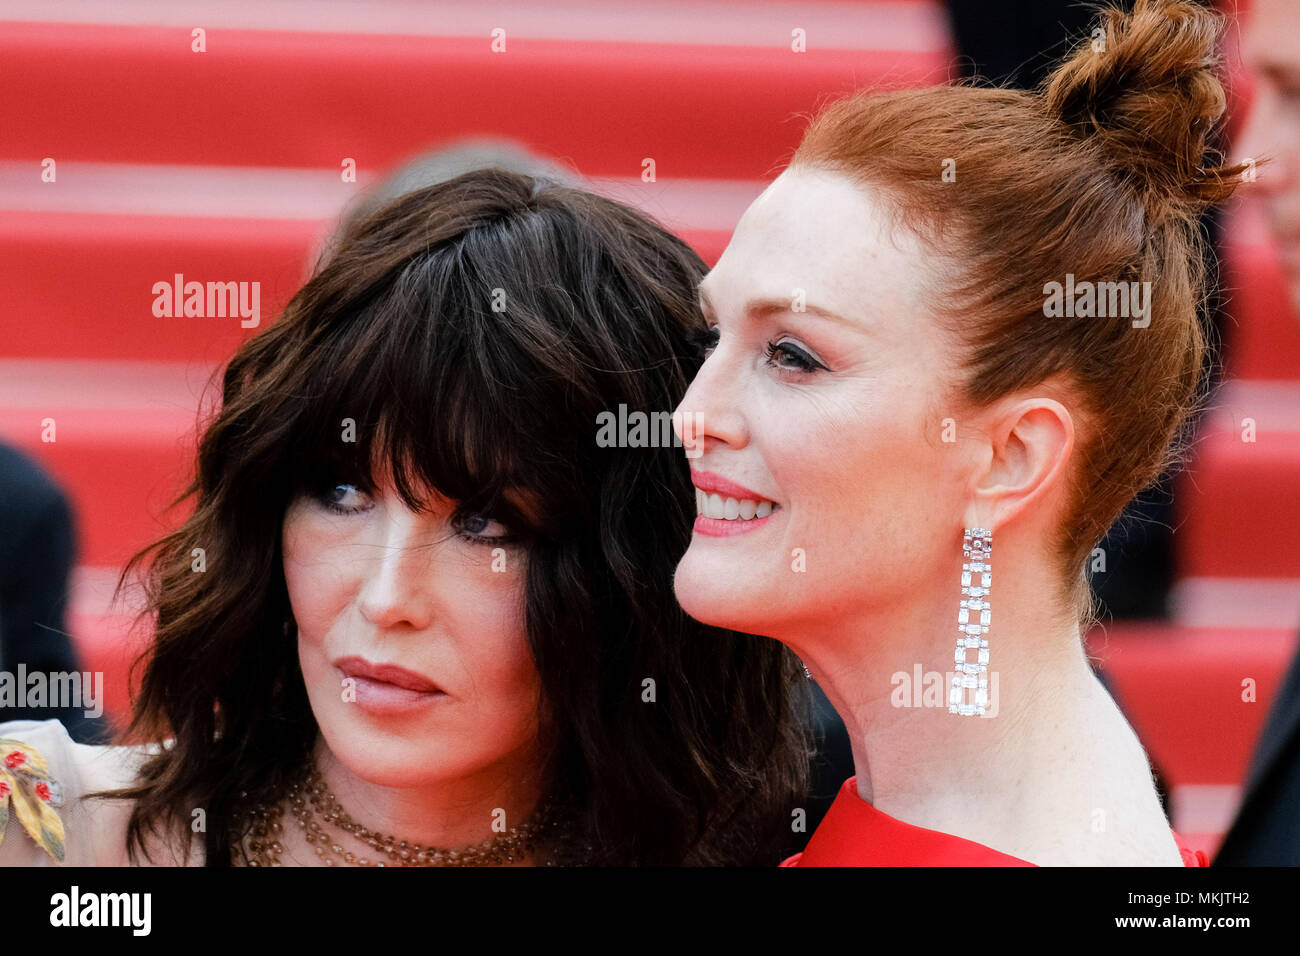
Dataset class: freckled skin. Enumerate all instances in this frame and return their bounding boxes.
[672,166,1183,865]
[673,166,972,638]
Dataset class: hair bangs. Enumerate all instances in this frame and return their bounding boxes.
[280,252,568,540]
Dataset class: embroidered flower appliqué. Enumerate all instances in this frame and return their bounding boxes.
[0,739,66,862]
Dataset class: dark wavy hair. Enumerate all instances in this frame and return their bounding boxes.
[96,168,812,866]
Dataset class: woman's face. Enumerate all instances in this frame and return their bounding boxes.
[283,472,546,789]
[673,166,975,642]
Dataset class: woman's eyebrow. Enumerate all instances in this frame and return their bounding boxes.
[1260,62,1300,95]
[699,288,857,330]
[745,297,854,327]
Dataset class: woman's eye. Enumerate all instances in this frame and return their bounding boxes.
[764,340,825,374]
[688,325,720,356]
[455,513,513,543]
[317,483,373,514]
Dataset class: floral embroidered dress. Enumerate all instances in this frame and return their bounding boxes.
[0,731,65,862]
[0,719,171,866]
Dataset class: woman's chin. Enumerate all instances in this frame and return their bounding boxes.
[673,560,762,634]
[315,717,453,786]
[329,743,456,789]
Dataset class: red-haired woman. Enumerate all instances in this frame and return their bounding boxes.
[673,0,1242,865]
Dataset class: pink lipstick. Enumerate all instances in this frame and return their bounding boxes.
[689,468,781,537]
[333,656,447,715]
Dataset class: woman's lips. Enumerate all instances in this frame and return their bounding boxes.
[689,468,775,503]
[333,656,447,714]
[690,468,780,537]
[692,511,778,537]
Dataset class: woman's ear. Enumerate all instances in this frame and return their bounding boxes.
[965,395,1075,533]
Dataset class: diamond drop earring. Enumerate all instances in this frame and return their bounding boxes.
[949,527,991,717]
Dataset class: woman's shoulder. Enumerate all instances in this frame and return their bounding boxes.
[0,719,167,866]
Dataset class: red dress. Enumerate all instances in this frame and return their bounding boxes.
[782,776,1208,866]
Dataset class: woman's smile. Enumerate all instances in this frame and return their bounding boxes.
[690,467,781,537]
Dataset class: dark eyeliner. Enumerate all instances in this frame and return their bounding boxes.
[687,325,720,354]
[452,510,518,546]
[764,340,826,373]
[313,481,373,515]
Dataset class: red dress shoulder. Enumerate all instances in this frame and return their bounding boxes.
[782,776,1205,867]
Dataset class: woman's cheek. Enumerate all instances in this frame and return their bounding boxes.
[460,560,542,732]
[282,506,364,638]
[461,566,535,695]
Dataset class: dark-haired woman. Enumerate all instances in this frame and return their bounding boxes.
[0,168,811,866]
[672,0,1242,865]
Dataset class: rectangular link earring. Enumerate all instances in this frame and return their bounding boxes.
[949,527,992,717]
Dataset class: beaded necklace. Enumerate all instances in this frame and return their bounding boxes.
[236,766,565,867]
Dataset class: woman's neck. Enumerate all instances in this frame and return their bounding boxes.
[306,736,549,861]
[792,556,1110,840]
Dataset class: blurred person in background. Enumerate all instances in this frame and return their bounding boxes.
[0,441,97,743]
[1213,0,1300,866]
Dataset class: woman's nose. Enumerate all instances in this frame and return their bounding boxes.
[355,510,438,631]
[673,348,749,455]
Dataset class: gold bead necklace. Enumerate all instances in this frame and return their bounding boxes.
[238,766,562,867]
